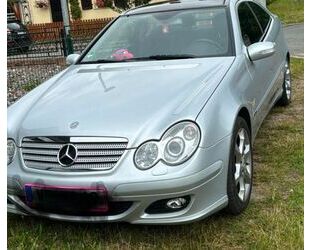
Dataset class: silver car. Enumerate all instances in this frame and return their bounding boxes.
[7,0,291,224]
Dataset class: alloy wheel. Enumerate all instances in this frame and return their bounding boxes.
[234,128,252,202]
[285,61,291,100]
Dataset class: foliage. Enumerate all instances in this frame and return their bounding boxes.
[105,0,114,8]
[268,0,304,24]
[266,0,276,5]
[134,0,150,6]
[114,0,130,10]
[22,79,41,92]
[35,0,49,8]
[69,0,82,20]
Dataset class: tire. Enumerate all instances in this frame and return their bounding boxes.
[226,117,253,215]
[277,58,292,106]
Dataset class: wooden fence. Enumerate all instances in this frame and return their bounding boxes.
[26,18,115,42]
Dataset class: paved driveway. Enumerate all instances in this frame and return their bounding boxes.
[284,23,304,58]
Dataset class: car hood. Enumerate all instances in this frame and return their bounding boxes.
[10,57,234,147]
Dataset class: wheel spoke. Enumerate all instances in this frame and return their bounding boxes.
[235,144,242,162]
[244,144,250,156]
[244,164,252,184]
[234,163,241,185]
[233,127,252,202]
[285,63,291,99]
[238,177,245,201]
[238,130,246,154]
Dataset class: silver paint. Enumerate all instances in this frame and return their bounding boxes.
[7,0,289,224]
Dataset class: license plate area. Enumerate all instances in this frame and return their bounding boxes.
[24,184,109,216]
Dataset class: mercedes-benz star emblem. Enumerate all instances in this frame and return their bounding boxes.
[57,144,78,167]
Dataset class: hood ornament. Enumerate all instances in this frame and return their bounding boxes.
[70,121,79,129]
[57,144,78,167]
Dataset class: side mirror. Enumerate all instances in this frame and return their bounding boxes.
[247,42,276,61]
[66,54,80,65]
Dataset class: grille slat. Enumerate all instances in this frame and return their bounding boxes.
[23,154,58,163]
[22,148,59,156]
[22,142,127,150]
[21,137,128,171]
[24,161,116,170]
[78,150,125,156]
[22,142,62,149]
[76,156,121,163]
[76,143,127,150]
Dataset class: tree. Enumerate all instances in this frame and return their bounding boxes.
[69,0,82,20]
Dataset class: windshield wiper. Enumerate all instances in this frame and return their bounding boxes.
[80,59,121,64]
[127,54,198,61]
[148,54,197,60]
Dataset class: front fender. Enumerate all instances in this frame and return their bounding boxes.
[196,57,253,148]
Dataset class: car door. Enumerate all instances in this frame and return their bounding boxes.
[248,1,284,110]
[237,1,277,134]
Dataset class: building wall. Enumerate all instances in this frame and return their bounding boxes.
[29,1,52,24]
[80,8,119,20]
[28,0,119,24]
[26,0,267,24]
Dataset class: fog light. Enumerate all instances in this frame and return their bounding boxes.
[166,197,187,209]
[145,196,190,214]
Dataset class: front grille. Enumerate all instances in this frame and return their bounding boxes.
[21,137,128,171]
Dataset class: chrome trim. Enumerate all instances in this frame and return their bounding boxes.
[22,142,127,150]
[70,137,128,143]
[21,136,128,171]
[24,161,116,170]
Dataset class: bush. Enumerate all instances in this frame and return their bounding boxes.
[105,0,113,8]
[22,79,41,92]
[114,0,129,10]
[134,0,150,6]
[69,0,82,20]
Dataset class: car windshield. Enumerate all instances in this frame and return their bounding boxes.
[80,7,232,63]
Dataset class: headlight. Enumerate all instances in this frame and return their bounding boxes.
[134,141,159,170]
[134,121,200,170]
[7,139,16,165]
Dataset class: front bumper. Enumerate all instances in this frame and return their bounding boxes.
[8,135,231,224]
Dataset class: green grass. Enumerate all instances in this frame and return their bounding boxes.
[268,0,304,24]
[7,59,304,249]
[22,79,41,92]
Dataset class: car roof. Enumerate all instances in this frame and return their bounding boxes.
[123,0,229,15]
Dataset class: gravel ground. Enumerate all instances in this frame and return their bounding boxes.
[7,63,66,106]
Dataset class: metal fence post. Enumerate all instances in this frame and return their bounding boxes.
[61,0,74,55]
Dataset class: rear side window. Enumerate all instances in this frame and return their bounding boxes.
[248,2,271,32]
[238,2,263,46]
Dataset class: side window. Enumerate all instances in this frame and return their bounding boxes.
[248,2,271,32]
[238,2,263,46]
